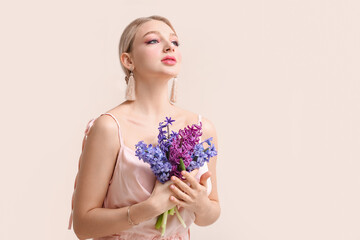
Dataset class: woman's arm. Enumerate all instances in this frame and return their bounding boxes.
[72,116,159,239]
[74,199,158,239]
[193,116,221,226]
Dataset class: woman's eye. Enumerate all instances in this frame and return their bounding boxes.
[146,39,158,44]
[146,39,180,47]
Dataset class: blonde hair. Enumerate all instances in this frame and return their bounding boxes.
[119,15,177,84]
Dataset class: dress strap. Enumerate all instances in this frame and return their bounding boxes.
[100,113,124,146]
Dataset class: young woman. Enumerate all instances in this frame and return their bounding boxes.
[68,15,220,240]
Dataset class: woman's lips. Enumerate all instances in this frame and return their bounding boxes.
[161,59,177,65]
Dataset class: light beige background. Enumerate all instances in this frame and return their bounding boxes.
[0,0,359,239]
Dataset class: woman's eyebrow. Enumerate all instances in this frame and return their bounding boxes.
[142,30,177,38]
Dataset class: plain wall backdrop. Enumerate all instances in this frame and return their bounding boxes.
[0,0,359,239]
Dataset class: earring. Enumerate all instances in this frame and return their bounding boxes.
[125,70,136,100]
[170,76,178,103]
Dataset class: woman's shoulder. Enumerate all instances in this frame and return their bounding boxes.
[99,102,129,123]
[85,114,120,142]
[83,104,126,141]
[174,106,215,131]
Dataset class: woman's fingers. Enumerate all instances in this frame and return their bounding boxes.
[170,183,192,202]
[171,175,195,197]
[169,195,187,208]
[180,170,201,190]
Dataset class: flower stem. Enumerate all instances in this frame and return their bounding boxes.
[178,158,186,171]
[161,210,169,236]
[155,213,163,230]
[169,207,175,215]
[174,207,187,228]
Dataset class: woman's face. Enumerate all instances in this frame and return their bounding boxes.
[130,20,182,79]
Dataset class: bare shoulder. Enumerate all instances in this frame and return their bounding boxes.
[104,101,132,122]
[81,113,121,174]
[200,115,217,138]
[86,114,120,147]
[82,113,121,168]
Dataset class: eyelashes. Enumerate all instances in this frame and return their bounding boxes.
[146,39,180,47]
[146,39,158,44]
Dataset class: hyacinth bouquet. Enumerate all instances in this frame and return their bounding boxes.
[134,117,217,236]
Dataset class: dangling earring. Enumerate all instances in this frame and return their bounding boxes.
[170,76,178,103]
[125,70,136,100]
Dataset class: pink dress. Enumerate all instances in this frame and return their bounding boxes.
[68,113,212,240]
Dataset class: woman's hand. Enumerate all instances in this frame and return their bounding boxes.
[148,179,177,215]
[169,169,212,215]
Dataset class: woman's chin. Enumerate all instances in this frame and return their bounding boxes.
[158,72,179,80]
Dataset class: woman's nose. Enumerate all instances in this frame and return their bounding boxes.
[164,41,175,52]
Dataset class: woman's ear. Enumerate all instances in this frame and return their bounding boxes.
[120,52,134,71]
